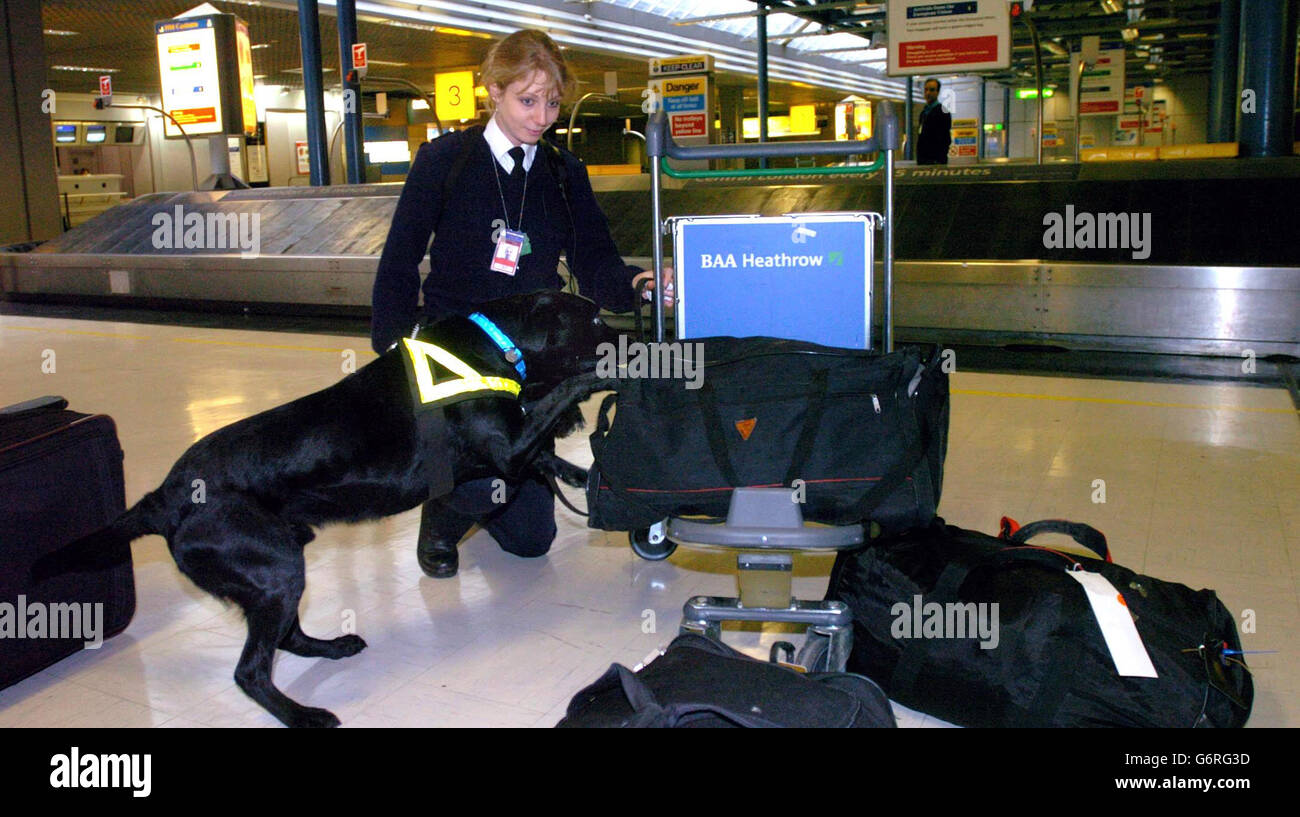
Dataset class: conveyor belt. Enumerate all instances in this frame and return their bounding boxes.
[3,160,1298,356]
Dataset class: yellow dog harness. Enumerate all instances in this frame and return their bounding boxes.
[401,337,522,407]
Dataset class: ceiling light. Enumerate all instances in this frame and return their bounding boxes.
[1100,0,1123,13]
[44,29,79,36]
[51,65,118,73]
[1122,27,1139,41]
[381,19,438,32]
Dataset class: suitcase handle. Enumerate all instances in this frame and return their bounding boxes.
[1005,519,1111,563]
[612,663,778,728]
[0,395,68,417]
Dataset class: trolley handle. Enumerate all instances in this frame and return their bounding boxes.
[658,156,884,180]
[646,100,901,162]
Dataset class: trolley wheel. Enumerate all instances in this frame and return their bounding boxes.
[629,528,677,561]
[796,632,832,673]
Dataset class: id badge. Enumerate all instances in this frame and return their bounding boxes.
[490,229,527,276]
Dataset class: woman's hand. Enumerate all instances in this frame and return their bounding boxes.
[632,266,675,306]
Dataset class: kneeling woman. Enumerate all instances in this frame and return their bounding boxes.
[371,28,670,577]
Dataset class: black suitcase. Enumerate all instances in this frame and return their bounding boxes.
[557,633,897,728]
[825,517,1254,728]
[0,396,135,689]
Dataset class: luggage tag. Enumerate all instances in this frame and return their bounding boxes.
[1065,569,1159,678]
[490,230,528,275]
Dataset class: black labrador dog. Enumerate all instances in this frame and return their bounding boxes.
[34,291,619,727]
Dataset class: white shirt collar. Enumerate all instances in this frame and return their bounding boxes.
[483,117,537,174]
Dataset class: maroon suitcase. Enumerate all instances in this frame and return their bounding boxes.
[0,396,135,689]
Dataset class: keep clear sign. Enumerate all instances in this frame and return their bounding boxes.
[648,54,714,170]
[887,1,1011,75]
[673,214,875,349]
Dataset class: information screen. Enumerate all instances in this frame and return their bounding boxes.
[156,17,224,136]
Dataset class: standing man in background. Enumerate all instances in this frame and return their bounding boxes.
[916,78,952,165]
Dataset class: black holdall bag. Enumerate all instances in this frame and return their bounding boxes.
[825,517,1254,728]
[586,337,949,534]
[557,633,896,728]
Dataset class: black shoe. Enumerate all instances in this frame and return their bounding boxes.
[417,537,459,578]
[416,499,473,579]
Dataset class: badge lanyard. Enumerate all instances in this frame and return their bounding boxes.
[490,151,530,276]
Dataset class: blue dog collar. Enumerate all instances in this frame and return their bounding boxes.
[468,312,526,380]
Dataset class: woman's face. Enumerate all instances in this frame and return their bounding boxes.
[489,69,563,146]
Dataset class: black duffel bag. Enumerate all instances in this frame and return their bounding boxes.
[825,517,1254,728]
[557,633,896,728]
[586,337,948,534]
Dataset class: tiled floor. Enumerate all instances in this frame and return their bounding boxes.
[1,314,1295,727]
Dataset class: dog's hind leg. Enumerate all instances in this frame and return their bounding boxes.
[280,615,367,659]
[169,496,342,728]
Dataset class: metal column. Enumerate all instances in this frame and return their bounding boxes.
[1003,84,1011,158]
[0,0,60,243]
[1237,0,1298,157]
[1029,20,1044,164]
[337,0,365,185]
[903,77,914,160]
[1072,56,1088,164]
[296,0,330,185]
[1207,0,1240,143]
[757,2,769,168]
[978,79,986,160]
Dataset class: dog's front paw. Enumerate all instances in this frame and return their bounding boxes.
[289,706,342,728]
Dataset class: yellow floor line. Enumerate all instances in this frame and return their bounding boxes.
[0,325,152,341]
[953,388,1298,414]
[172,337,362,354]
[4,324,1294,415]
[1,323,367,355]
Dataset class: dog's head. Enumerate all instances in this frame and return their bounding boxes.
[474,290,620,392]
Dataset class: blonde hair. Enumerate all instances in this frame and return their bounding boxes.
[480,29,576,108]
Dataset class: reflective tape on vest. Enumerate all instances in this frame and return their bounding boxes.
[402,338,522,405]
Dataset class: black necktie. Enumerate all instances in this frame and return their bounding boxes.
[508,146,526,180]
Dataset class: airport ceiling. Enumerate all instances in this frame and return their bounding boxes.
[41,0,1227,115]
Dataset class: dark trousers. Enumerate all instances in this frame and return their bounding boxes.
[418,475,557,558]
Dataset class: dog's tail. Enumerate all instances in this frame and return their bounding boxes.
[29,492,163,582]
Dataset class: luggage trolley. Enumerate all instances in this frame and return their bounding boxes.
[633,102,902,672]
